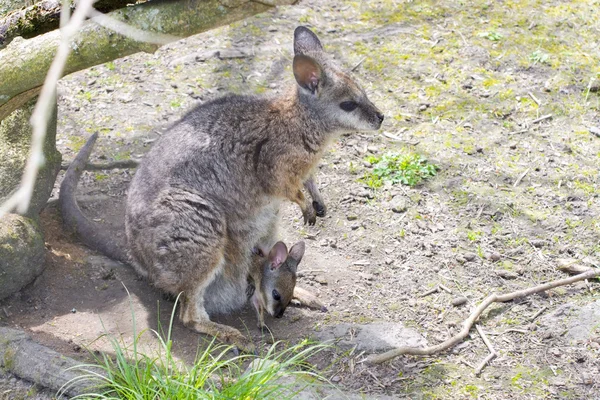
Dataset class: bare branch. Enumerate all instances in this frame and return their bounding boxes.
[0,0,96,217]
[87,8,179,45]
[366,269,600,364]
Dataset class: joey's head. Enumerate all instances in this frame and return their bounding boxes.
[257,241,305,319]
[292,26,384,133]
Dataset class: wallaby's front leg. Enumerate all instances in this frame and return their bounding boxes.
[304,175,326,218]
[180,286,256,353]
[292,286,327,312]
[292,189,316,226]
[251,293,272,334]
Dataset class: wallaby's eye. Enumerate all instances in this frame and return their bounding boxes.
[339,101,358,112]
[272,289,281,302]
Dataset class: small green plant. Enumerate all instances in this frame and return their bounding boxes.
[106,61,116,71]
[360,151,438,188]
[530,50,550,65]
[478,31,503,41]
[60,293,329,399]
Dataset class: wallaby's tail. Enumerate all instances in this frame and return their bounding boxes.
[59,133,130,264]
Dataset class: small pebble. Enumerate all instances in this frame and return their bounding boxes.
[347,215,358,221]
[463,252,477,262]
[489,252,501,262]
[451,296,468,307]
[495,270,519,280]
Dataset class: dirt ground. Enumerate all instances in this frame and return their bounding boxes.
[2,0,600,398]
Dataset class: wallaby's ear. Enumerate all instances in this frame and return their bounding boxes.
[286,241,305,274]
[294,26,323,55]
[268,241,288,270]
[293,55,322,95]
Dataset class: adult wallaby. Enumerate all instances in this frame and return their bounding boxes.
[60,133,315,348]
[60,26,383,351]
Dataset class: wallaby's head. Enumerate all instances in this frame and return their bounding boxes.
[292,26,384,133]
[256,241,305,319]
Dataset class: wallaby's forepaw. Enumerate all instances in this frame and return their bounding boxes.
[303,207,317,226]
[312,200,327,218]
[258,323,273,336]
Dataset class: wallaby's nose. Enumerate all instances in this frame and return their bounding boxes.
[376,111,385,124]
[275,309,285,318]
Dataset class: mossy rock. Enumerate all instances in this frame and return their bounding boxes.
[0,213,45,300]
[0,96,61,217]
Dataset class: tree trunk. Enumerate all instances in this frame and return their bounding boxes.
[0,327,104,396]
[0,0,295,111]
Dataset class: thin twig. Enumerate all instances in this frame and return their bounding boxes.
[528,92,541,106]
[419,286,439,298]
[88,9,179,45]
[513,168,530,187]
[351,57,366,72]
[366,269,600,364]
[474,325,497,375]
[530,114,553,124]
[529,306,547,322]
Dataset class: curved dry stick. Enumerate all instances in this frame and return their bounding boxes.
[366,269,600,364]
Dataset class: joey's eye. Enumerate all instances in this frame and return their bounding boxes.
[272,289,281,301]
[339,101,358,112]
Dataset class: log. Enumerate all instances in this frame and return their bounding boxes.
[0,0,296,110]
[0,326,104,396]
[0,0,144,50]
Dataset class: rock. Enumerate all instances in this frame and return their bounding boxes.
[495,270,519,280]
[0,96,61,217]
[589,126,600,137]
[242,358,395,400]
[451,296,468,307]
[0,214,45,300]
[314,275,328,285]
[530,239,546,248]
[489,252,501,262]
[390,196,408,213]
[463,252,477,262]
[315,322,427,353]
[567,300,600,341]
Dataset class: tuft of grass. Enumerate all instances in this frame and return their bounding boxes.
[478,31,503,41]
[530,50,550,66]
[360,151,438,188]
[59,293,329,399]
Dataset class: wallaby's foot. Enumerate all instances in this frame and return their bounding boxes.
[292,286,327,312]
[187,319,256,353]
[258,322,273,336]
[312,200,326,218]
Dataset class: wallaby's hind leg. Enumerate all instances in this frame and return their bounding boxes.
[181,284,256,353]
[304,176,326,218]
[292,286,327,312]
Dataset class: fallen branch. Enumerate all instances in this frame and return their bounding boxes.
[366,268,600,364]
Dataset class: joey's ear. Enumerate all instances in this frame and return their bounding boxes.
[268,241,288,270]
[286,241,305,274]
[294,26,323,55]
[293,55,322,95]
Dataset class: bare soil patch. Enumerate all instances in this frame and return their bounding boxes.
[2,0,600,398]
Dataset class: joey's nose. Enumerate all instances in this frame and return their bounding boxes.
[376,111,385,123]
